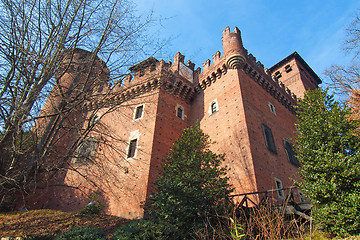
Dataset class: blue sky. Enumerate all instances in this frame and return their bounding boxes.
[135,0,360,85]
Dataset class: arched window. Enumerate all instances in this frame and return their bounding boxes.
[211,102,218,113]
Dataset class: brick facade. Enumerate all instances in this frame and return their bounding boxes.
[32,27,321,218]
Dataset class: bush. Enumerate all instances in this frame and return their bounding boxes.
[22,235,54,240]
[23,235,54,240]
[111,219,161,240]
[55,227,107,240]
[145,124,233,239]
[79,201,104,215]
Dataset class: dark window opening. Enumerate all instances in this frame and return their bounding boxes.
[268,103,276,115]
[177,107,183,119]
[127,139,137,158]
[262,124,277,154]
[275,71,282,79]
[284,140,300,167]
[211,102,217,113]
[139,70,145,77]
[285,64,292,73]
[134,105,144,120]
[275,178,284,199]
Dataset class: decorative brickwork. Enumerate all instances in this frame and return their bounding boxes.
[32,27,321,218]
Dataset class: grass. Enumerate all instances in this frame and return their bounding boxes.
[0,209,129,238]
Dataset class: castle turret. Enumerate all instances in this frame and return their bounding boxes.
[222,27,246,69]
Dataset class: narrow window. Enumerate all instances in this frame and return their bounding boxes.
[298,190,306,203]
[211,102,218,113]
[275,178,284,199]
[284,140,300,167]
[134,105,144,120]
[268,102,276,115]
[262,124,277,154]
[177,107,183,119]
[127,139,137,158]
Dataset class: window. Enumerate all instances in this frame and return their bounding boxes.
[134,105,144,120]
[274,71,282,79]
[262,124,277,154]
[268,102,276,115]
[275,178,285,199]
[211,102,217,113]
[284,140,300,167]
[209,99,219,115]
[176,104,184,120]
[73,137,99,163]
[177,107,183,119]
[298,190,306,203]
[285,64,292,73]
[127,139,137,158]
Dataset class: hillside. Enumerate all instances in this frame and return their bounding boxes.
[0,209,128,238]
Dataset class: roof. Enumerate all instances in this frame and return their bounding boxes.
[269,51,322,85]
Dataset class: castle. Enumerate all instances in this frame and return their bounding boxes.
[31,26,321,219]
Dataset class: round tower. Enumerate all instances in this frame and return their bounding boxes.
[222,27,246,69]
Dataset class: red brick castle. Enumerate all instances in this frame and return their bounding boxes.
[33,27,321,218]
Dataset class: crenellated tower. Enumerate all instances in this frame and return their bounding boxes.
[30,26,320,218]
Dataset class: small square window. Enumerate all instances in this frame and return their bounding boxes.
[275,71,282,79]
[275,178,284,199]
[285,64,292,73]
[262,124,277,154]
[127,139,137,158]
[134,105,144,120]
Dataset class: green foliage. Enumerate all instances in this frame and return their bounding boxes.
[146,123,233,239]
[79,201,104,215]
[295,89,360,237]
[111,219,160,240]
[55,227,107,240]
[23,235,54,240]
[229,217,245,239]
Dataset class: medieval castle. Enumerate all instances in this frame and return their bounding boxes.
[32,26,321,219]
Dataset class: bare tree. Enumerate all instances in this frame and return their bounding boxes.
[325,11,360,102]
[0,0,161,210]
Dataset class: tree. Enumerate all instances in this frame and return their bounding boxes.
[295,89,360,237]
[325,11,360,119]
[146,124,233,239]
[0,0,161,210]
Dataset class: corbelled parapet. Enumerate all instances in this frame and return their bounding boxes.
[222,27,246,69]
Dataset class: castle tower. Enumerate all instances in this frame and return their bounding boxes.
[31,27,320,217]
[268,52,322,99]
[222,26,247,70]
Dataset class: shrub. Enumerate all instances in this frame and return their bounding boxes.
[145,124,233,239]
[79,201,104,215]
[23,235,54,240]
[111,219,160,240]
[55,227,107,240]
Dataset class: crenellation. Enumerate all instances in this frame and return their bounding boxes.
[187,60,195,71]
[33,26,319,218]
[203,59,211,71]
[212,51,222,64]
